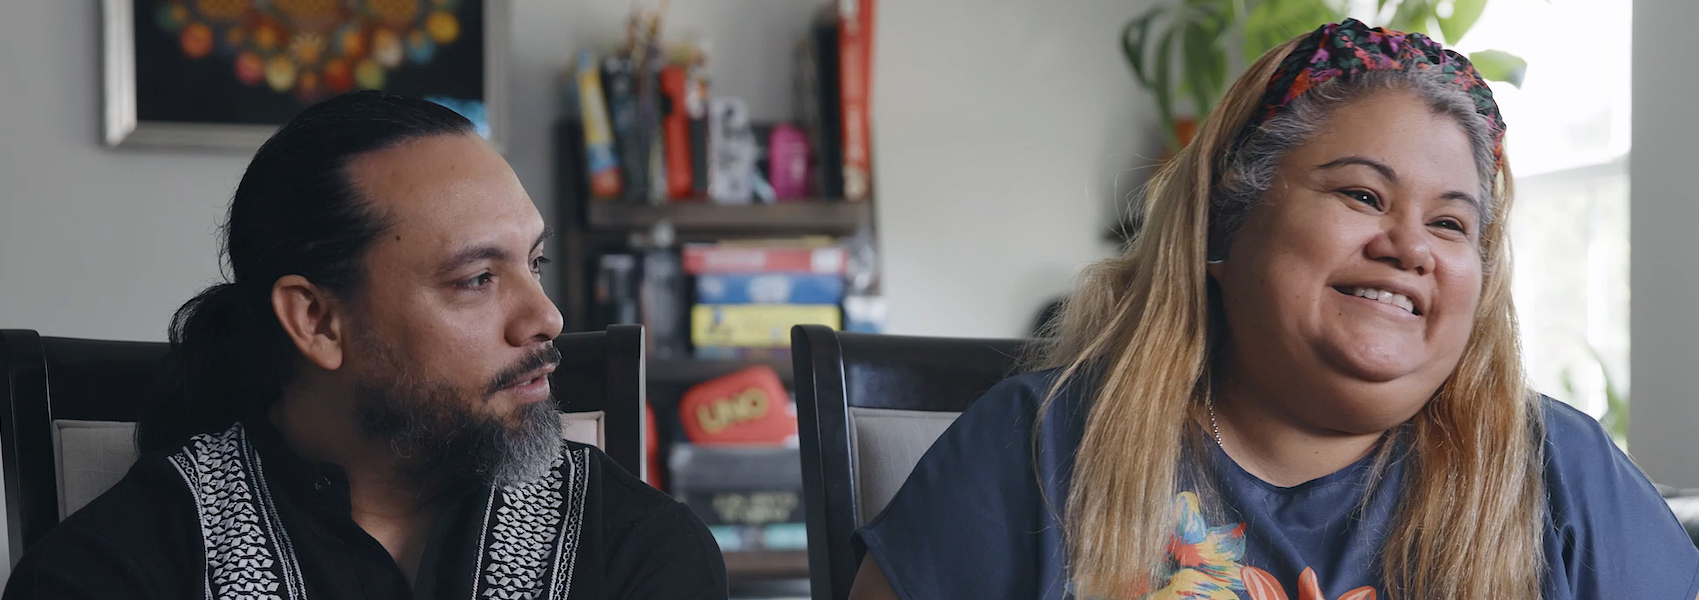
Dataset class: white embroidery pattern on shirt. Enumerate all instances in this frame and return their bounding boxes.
[167,426,590,600]
[168,424,306,600]
[547,448,589,599]
[474,446,590,600]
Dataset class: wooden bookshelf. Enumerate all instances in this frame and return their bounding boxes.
[723,549,811,583]
[586,200,871,235]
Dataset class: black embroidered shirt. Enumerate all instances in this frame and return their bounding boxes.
[2,420,727,600]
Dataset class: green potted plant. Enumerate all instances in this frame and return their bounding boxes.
[1560,345,1631,450]
[1123,0,1532,151]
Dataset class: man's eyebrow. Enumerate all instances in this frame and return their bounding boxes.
[1316,156,1399,183]
[436,245,509,277]
[435,228,553,278]
[533,226,554,251]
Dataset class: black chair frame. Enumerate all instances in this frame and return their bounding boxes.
[791,324,1031,600]
[0,324,644,564]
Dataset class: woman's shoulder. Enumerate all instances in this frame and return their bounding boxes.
[967,366,1096,422]
[1537,394,1628,475]
[936,366,1096,466]
[1533,397,1699,595]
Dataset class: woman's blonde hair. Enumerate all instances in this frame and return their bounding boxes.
[1033,36,1545,599]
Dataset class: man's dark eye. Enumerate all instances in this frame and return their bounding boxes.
[460,272,495,290]
[531,256,552,274]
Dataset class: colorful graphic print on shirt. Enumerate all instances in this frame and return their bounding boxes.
[1151,492,1378,600]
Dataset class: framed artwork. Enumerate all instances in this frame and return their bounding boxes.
[102,0,509,151]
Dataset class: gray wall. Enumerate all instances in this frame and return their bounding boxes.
[1630,0,1699,488]
[0,0,1146,342]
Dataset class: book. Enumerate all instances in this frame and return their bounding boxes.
[669,444,806,547]
[684,491,804,527]
[810,16,844,198]
[793,37,824,197]
[602,54,647,200]
[574,51,622,198]
[591,253,640,329]
[691,304,841,348]
[660,65,695,199]
[706,523,808,552]
[691,346,792,361]
[668,443,802,492]
[696,272,845,305]
[683,244,848,275]
[636,13,667,205]
[837,0,876,201]
[554,119,589,218]
[687,67,711,197]
[640,249,688,359]
[643,65,668,204]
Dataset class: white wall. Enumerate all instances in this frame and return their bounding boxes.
[0,0,1149,342]
[0,2,244,342]
[1629,0,1699,488]
[874,0,1148,337]
[0,0,1148,571]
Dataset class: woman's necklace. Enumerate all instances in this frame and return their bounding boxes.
[1207,397,1225,448]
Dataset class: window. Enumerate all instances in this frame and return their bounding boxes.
[1440,0,1633,428]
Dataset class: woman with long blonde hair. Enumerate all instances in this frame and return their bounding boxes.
[849,20,1699,600]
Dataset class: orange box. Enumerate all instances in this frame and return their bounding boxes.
[678,366,797,445]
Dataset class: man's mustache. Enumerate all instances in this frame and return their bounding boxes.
[485,344,562,396]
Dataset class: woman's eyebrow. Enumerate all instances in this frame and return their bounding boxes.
[1440,190,1483,214]
[1315,156,1398,182]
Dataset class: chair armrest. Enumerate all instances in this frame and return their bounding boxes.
[1667,491,1699,548]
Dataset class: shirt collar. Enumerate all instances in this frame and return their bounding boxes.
[239,417,354,509]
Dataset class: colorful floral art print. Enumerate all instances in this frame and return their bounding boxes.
[104,0,505,149]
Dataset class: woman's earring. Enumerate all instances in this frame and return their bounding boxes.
[1206,254,1226,265]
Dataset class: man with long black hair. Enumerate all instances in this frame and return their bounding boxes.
[3,91,726,599]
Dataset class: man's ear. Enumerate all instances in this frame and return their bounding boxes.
[271,275,346,371]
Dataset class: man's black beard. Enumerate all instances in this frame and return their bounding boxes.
[349,330,564,488]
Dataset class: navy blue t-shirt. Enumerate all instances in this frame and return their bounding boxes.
[857,370,1699,600]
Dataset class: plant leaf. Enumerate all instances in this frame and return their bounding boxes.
[1469,49,1527,87]
[1581,344,1630,449]
[1388,0,1433,35]
[1243,0,1341,62]
[1437,0,1487,45]
[1122,11,1162,88]
[1181,20,1223,118]
[1241,0,1283,62]
[1155,27,1181,151]
[1199,10,1231,104]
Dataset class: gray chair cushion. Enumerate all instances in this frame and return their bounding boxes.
[45,412,607,522]
[848,407,961,525]
[560,410,604,448]
[51,420,139,519]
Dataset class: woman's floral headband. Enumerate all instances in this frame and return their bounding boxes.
[1238,19,1507,166]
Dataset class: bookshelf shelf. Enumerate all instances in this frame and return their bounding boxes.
[648,357,794,387]
[723,549,811,582]
[586,201,871,235]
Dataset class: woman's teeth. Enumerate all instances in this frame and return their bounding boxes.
[1351,287,1417,315]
